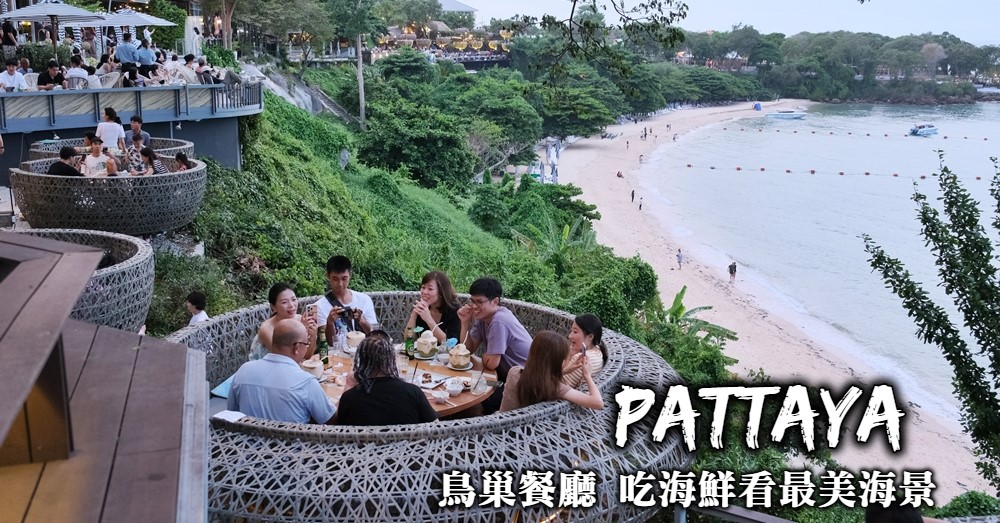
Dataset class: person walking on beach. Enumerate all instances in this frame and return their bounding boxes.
[626,140,629,150]
[639,155,644,164]
[676,249,684,270]
[639,197,643,211]
[631,189,635,202]
[728,262,737,283]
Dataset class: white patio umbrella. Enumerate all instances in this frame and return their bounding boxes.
[0,0,106,52]
[102,9,175,28]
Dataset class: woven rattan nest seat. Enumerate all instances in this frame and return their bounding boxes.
[28,137,194,161]
[10,157,207,236]
[18,229,153,332]
[167,292,689,522]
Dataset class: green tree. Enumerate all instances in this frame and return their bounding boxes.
[540,86,614,139]
[468,182,511,237]
[328,0,383,130]
[439,11,473,31]
[358,99,477,188]
[147,0,186,51]
[373,0,441,31]
[863,156,1000,490]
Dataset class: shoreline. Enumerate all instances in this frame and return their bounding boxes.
[556,100,990,501]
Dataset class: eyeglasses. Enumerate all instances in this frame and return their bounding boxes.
[469,297,493,308]
[293,341,310,349]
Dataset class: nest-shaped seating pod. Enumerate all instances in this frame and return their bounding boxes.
[27,137,194,161]
[19,228,154,332]
[167,292,690,522]
[10,158,207,236]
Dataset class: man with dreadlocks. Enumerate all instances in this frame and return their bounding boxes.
[337,337,438,426]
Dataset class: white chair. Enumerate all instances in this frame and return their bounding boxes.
[22,72,38,91]
[67,76,88,90]
[99,72,120,89]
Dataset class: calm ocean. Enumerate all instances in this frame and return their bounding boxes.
[639,102,1000,425]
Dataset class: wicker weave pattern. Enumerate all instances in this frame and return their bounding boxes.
[10,159,207,236]
[20,229,154,332]
[28,137,195,161]
[167,292,689,522]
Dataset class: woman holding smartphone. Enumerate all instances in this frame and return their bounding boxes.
[404,270,461,344]
[255,283,318,359]
[562,314,608,389]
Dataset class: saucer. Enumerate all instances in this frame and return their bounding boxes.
[447,361,473,371]
[414,352,436,360]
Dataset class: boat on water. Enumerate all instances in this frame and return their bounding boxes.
[766,110,806,120]
[909,123,938,137]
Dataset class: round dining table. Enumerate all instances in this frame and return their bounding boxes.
[318,350,497,417]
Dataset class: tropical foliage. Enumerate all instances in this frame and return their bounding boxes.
[864,157,1000,491]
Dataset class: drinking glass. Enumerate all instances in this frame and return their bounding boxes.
[470,377,489,396]
[397,354,410,375]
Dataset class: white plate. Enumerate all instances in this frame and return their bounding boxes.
[446,362,473,371]
[414,371,449,389]
[414,352,436,360]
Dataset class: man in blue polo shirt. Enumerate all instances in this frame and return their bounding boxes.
[114,32,140,67]
[228,319,335,424]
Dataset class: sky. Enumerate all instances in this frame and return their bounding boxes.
[457,0,1000,46]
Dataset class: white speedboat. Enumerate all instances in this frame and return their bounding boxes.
[766,110,806,120]
[909,123,938,137]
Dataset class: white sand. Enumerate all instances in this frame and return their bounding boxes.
[556,100,991,502]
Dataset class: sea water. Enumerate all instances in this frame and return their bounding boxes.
[638,103,1000,427]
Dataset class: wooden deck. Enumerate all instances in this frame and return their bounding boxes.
[0,231,207,522]
[0,320,207,522]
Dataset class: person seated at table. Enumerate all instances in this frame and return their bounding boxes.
[84,65,102,90]
[46,146,83,176]
[404,270,461,344]
[337,337,437,426]
[562,314,608,389]
[65,55,88,84]
[175,54,200,84]
[318,255,379,342]
[124,133,145,173]
[80,137,118,177]
[499,330,603,412]
[128,114,150,147]
[95,107,126,151]
[256,282,318,359]
[121,64,144,88]
[16,58,31,75]
[458,277,532,414]
[0,58,26,91]
[163,53,181,76]
[175,152,196,170]
[148,63,170,85]
[131,147,168,175]
[96,54,114,76]
[228,318,335,424]
[37,59,67,90]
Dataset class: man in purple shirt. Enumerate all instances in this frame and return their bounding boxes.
[458,277,532,413]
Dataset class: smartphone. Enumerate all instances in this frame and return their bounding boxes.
[580,342,587,356]
[306,303,317,317]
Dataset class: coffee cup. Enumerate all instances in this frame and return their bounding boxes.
[346,330,365,348]
[432,390,449,404]
[445,379,463,397]
[300,359,323,379]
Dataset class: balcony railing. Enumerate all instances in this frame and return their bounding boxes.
[0,82,264,134]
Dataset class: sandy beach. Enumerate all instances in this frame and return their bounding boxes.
[556,99,991,502]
